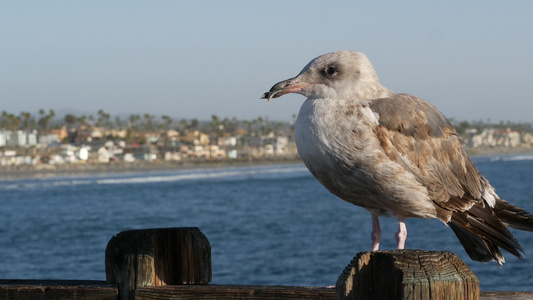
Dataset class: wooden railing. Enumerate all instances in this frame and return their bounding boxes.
[1,227,532,299]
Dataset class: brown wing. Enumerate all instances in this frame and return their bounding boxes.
[370,93,485,220]
[370,93,524,265]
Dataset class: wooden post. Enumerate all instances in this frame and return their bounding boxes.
[105,227,211,300]
[336,250,479,300]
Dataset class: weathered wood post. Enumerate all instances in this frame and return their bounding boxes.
[336,250,479,300]
[105,227,211,300]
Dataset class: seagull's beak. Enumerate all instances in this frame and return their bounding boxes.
[260,77,310,103]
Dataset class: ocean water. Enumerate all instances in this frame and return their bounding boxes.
[1,155,533,291]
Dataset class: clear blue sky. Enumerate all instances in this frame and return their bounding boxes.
[1,1,532,123]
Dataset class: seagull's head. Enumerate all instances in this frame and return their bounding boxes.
[261,50,383,102]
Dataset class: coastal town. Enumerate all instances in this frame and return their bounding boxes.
[0,111,300,173]
[1,110,533,172]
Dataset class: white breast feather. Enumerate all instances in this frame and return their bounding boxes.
[295,98,437,219]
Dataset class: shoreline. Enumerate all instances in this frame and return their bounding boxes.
[0,157,303,181]
[465,145,533,157]
[2,146,533,181]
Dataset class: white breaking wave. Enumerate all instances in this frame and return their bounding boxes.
[0,164,309,191]
[502,154,533,161]
[490,154,533,162]
[97,165,308,185]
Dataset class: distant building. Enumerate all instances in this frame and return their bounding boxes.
[27,131,37,146]
[50,127,69,142]
[123,145,158,161]
[468,128,524,148]
[39,134,60,144]
[78,147,89,161]
[227,149,238,159]
[164,151,182,161]
[0,131,7,147]
[217,136,237,147]
[60,144,78,163]
[96,146,112,163]
[246,134,293,156]
[14,131,27,146]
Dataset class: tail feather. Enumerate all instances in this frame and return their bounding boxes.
[449,202,525,266]
[493,199,533,231]
[449,222,504,265]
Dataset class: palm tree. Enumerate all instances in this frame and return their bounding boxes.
[226,117,238,135]
[48,110,56,128]
[143,114,154,131]
[115,116,122,129]
[65,114,77,129]
[97,109,111,128]
[5,114,21,131]
[190,118,199,130]
[209,114,220,137]
[37,109,55,133]
[178,119,189,132]
[161,115,173,130]
[126,114,141,143]
[0,111,9,129]
[129,114,141,129]
[20,112,33,131]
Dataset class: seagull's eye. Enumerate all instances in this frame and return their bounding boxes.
[324,66,338,76]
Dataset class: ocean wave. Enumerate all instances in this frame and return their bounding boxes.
[489,154,533,162]
[0,164,309,191]
[501,154,533,161]
[97,166,308,185]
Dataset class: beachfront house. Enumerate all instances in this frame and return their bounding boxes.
[246,134,294,157]
[122,145,158,161]
[96,146,113,163]
[164,151,182,161]
[468,128,523,148]
[217,136,238,147]
[0,131,8,147]
[38,134,60,145]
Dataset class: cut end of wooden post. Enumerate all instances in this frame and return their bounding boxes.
[105,227,211,300]
[336,250,479,300]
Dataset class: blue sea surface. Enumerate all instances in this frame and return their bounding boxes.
[1,155,533,291]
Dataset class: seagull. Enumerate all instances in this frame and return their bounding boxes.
[261,50,533,265]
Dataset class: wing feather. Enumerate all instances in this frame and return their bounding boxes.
[370,93,485,220]
[369,93,530,265]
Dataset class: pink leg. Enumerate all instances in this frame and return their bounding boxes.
[371,214,381,251]
[395,218,407,249]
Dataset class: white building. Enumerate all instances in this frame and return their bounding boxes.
[39,134,59,144]
[27,131,37,146]
[14,131,27,146]
[0,131,7,147]
[77,147,89,161]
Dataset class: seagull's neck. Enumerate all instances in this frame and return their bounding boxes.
[355,81,394,101]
